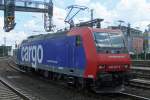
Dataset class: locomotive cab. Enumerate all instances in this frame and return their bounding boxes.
[69,27,131,92]
[94,29,131,92]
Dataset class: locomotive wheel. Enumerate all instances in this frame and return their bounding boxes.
[44,70,49,78]
[27,67,32,73]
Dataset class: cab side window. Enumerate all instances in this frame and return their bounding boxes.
[76,35,82,47]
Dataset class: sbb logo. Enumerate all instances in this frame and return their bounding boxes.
[21,45,43,68]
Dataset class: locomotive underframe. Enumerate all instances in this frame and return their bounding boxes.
[92,72,130,92]
[17,64,130,93]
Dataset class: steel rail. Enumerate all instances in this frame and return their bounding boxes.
[0,77,31,100]
[128,79,150,89]
[8,58,150,100]
[119,92,150,100]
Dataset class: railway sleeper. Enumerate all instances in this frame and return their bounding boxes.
[129,81,150,89]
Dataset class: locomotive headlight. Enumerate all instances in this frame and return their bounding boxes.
[99,65,105,69]
[124,65,128,68]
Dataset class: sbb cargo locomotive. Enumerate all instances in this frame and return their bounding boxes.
[16,25,131,92]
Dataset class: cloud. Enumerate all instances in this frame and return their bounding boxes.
[1,31,27,45]
[0,17,3,28]
[0,16,27,47]
[133,20,150,31]
[75,0,91,5]
[53,0,65,8]
[23,13,44,32]
[89,3,117,23]
[85,0,150,30]
[0,0,149,47]
[0,6,67,46]
[114,0,150,30]
[22,0,149,32]
[0,30,27,47]
[53,6,67,30]
[24,20,38,29]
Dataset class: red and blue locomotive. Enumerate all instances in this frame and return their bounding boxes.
[16,19,131,92]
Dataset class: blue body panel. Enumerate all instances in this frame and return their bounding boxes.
[17,35,86,76]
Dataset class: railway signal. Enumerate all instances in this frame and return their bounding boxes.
[3,0,16,32]
[0,0,53,32]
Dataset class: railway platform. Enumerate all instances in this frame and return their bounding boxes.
[131,79,150,85]
[131,67,150,71]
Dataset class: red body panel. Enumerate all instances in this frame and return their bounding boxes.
[97,54,131,72]
[97,54,131,65]
[68,27,131,80]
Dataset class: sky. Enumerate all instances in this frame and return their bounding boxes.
[0,0,150,47]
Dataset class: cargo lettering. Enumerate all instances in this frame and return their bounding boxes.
[21,45,43,68]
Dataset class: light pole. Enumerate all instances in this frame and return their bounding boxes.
[134,49,138,60]
[117,20,132,53]
[145,49,147,60]
[91,9,94,21]
[3,37,6,57]
[118,20,125,29]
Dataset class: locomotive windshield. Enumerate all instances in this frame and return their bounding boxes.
[94,32,125,48]
[94,32,127,53]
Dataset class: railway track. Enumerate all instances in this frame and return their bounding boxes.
[1,58,45,100]
[7,58,150,100]
[119,92,150,100]
[0,77,31,100]
[131,67,150,80]
[129,79,150,89]
[132,60,150,67]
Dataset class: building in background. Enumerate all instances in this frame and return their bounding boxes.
[144,24,150,53]
[0,45,12,57]
[108,25,143,54]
